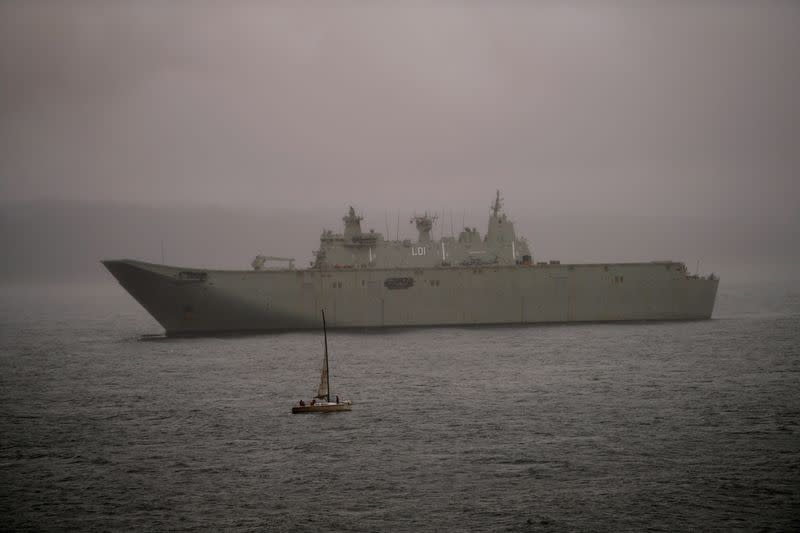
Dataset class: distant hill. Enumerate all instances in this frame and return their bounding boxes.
[0,201,797,284]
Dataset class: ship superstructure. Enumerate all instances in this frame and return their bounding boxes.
[103,192,719,335]
[313,192,530,270]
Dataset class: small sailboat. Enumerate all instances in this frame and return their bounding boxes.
[292,310,352,414]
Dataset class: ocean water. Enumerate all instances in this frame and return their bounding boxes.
[1,280,798,531]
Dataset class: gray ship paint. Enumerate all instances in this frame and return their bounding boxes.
[103,193,718,335]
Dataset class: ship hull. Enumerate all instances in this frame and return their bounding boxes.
[291,401,352,413]
[103,259,718,335]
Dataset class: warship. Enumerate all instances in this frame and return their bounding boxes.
[103,192,719,335]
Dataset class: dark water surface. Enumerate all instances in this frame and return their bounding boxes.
[1,281,799,531]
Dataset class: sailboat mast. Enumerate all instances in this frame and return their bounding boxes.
[322,309,330,403]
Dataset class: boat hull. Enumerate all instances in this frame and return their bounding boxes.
[292,401,352,414]
[102,259,719,335]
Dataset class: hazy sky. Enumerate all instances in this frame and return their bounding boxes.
[1,1,798,217]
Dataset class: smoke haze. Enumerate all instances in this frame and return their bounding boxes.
[1,2,798,282]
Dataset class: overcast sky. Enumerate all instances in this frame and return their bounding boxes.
[1,1,798,218]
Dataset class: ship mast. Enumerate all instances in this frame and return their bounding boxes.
[322,309,330,403]
[491,190,503,218]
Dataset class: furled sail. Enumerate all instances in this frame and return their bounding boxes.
[315,356,329,399]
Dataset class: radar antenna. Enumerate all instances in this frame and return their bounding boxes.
[410,212,438,243]
[410,213,438,230]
